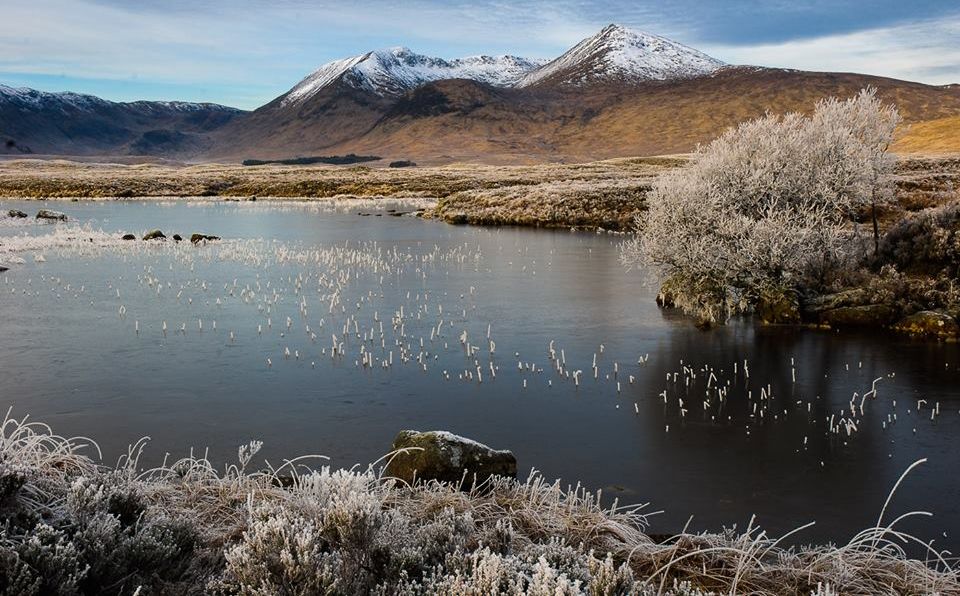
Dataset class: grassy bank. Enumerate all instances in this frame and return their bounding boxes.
[0,155,956,231]
[0,157,674,230]
[0,413,955,595]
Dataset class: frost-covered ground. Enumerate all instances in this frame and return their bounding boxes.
[0,412,956,595]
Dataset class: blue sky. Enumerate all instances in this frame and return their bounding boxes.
[1,0,958,109]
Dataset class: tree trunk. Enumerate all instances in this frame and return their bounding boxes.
[871,200,880,256]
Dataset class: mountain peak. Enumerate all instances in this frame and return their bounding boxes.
[281,48,544,106]
[516,25,724,88]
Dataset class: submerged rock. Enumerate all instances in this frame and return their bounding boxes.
[7,209,27,218]
[893,311,959,339]
[121,234,136,241]
[143,229,166,241]
[35,209,67,221]
[190,233,220,244]
[385,430,517,487]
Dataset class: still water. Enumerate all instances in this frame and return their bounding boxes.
[1,199,958,549]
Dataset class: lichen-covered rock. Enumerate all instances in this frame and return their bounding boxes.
[143,229,166,240]
[819,304,898,328]
[385,430,517,487]
[893,311,959,339]
[35,209,67,221]
[190,233,220,244]
[7,209,27,218]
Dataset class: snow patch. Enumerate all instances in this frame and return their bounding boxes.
[516,24,724,88]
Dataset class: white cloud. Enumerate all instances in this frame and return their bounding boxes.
[703,16,960,85]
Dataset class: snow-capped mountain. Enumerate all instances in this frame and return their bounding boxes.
[279,25,723,106]
[0,84,239,114]
[516,24,724,88]
[281,48,544,105]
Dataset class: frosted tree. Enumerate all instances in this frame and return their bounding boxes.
[622,88,900,324]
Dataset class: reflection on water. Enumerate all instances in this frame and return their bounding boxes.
[1,199,958,548]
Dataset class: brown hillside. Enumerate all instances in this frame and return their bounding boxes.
[320,67,960,163]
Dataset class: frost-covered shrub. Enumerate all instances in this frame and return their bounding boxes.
[879,202,960,276]
[623,88,900,324]
[0,524,87,596]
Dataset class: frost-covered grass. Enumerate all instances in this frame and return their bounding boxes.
[0,412,955,595]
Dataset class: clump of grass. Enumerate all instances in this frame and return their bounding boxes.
[0,410,955,595]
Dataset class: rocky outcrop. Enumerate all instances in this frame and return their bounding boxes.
[35,209,66,221]
[190,233,220,244]
[801,289,898,328]
[6,209,27,218]
[384,430,517,487]
[142,230,166,240]
[818,304,898,328]
[893,311,959,340]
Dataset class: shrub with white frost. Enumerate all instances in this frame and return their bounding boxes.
[622,88,900,324]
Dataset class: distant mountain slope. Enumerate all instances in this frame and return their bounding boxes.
[516,24,724,88]
[892,115,960,154]
[212,65,960,164]
[0,85,243,157]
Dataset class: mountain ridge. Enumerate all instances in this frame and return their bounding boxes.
[4,24,960,162]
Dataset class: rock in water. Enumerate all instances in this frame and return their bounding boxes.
[172,234,183,242]
[893,311,959,340]
[7,210,27,218]
[35,209,67,221]
[121,234,136,240]
[0,266,8,272]
[190,233,220,244]
[385,430,517,487]
[142,229,166,240]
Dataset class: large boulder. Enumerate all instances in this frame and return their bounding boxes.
[384,430,517,487]
[35,209,67,221]
[121,233,136,241]
[893,311,959,340]
[142,229,166,241]
[7,209,27,218]
[190,233,220,244]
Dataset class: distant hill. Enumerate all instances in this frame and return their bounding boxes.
[0,85,244,158]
